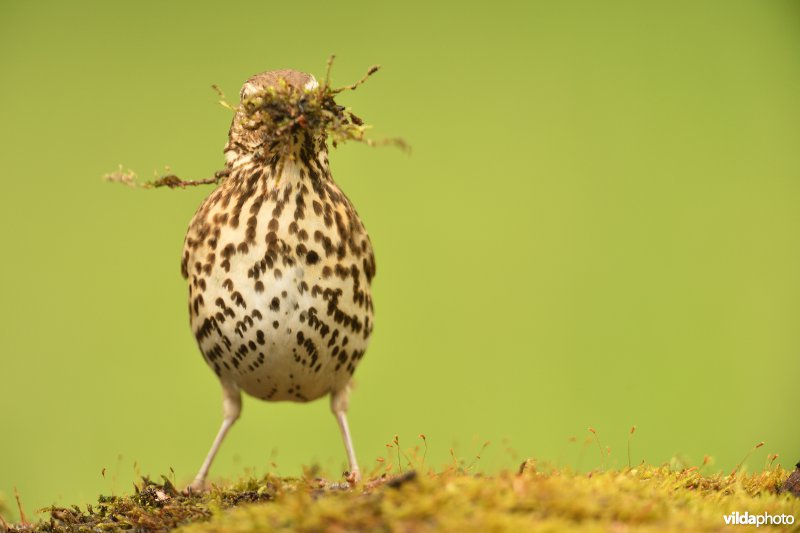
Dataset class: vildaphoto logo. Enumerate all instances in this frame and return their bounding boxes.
[723,511,795,527]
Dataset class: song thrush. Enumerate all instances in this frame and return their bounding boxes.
[181,69,375,490]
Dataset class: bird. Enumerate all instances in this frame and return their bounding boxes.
[181,69,376,491]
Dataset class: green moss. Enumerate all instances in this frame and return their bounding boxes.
[230,57,380,155]
[180,466,799,532]
[103,56,406,191]
[4,465,798,532]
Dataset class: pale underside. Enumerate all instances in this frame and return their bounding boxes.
[183,156,375,404]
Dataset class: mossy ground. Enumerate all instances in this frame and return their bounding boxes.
[3,463,798,532]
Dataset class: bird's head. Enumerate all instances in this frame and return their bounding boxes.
[222,62,400,169]
[225,69,331,167]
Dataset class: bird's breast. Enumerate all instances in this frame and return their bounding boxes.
[183,159,375,402]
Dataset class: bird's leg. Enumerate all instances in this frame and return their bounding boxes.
[188,382,241,492]
[331,385,360,484]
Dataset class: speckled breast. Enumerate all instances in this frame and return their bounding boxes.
[181,157,375,402]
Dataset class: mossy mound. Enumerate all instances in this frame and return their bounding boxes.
[4,465,798,532]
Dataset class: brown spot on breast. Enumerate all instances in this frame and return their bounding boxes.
[181,252,189,279]
[222,243,236,259]
[231,291,246,308]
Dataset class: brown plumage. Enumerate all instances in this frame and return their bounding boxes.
[182,69,375,490]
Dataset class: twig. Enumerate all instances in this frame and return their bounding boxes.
[146,172,227,189]
[332,65,380,94]
[103,167,229,189]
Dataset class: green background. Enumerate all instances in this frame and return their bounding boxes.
[1,0,799,521]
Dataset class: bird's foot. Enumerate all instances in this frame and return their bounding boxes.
[325,470,361,490]
[345,469,361,486]
[183,479,208,496]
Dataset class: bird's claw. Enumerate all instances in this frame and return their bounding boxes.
[345,469,361,486]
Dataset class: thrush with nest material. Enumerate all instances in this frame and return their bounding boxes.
[181,69,376,491]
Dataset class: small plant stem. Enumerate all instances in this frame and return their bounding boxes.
[731,441,765,477]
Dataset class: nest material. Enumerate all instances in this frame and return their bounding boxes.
[237,63,374,148]
[105,56,405,190]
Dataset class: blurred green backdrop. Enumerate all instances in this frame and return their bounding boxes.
[1,0,799,521]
